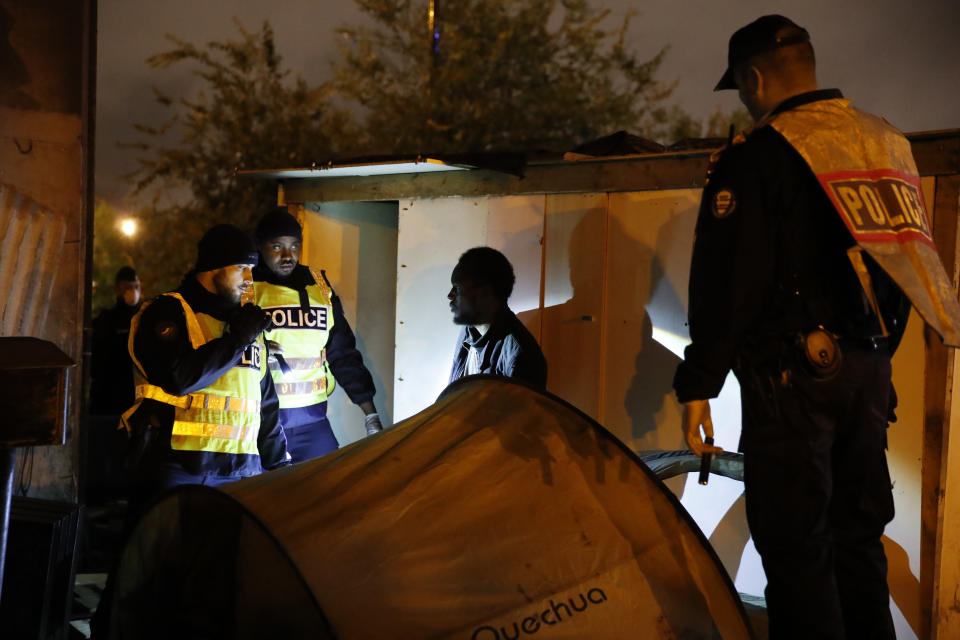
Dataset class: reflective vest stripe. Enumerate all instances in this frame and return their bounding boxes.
[171,420,258,441]
[276,378,328,397]
[135,384,260,414]
[268,353,326,372]
[170,434,260,456]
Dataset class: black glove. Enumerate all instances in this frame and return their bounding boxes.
[229,303,272,347]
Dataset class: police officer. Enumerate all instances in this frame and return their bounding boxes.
[253,208,382,463]
[670,15,953,639]
[122,224,289,499]
[90,266,142,415]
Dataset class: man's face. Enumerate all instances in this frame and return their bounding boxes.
[448,268,486,326]
[212,264,255,305]
[259,235,301,279]
[116,278,141,307]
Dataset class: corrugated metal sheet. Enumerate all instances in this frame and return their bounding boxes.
[0,183,67,336]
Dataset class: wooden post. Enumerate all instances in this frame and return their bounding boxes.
[922,175,960,639]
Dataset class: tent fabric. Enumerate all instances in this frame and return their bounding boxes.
[109,376,753,639]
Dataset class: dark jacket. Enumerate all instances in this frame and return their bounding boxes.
[90,298,140,414]
[449,308,548,389]
[127,274,288,477]
[673,89,911,403]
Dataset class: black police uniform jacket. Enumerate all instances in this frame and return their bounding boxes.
[673,89,911,403]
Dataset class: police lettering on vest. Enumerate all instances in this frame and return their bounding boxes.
[267,305,328,330]
[766,97,960,346]
[239,343,263,369]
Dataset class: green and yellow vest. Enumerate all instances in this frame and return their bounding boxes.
[254,269,336,409]
[124,292,266,456]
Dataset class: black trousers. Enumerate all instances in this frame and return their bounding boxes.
[737,344,896,640]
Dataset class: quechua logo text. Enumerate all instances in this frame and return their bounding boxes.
[470,587,608,639]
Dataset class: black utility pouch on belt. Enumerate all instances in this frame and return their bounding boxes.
[795,327,842,380]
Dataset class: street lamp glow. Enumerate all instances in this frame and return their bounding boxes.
[120,218,137,237]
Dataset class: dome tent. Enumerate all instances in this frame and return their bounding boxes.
[106,376,754,639]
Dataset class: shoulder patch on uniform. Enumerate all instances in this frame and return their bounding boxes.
[711,188,737,218]
[154,320,180,342]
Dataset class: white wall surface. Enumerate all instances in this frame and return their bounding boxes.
[300,201,398,446]
[393,196,544,422]
[387,189,926,639]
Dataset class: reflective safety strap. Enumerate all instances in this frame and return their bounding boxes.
[171,420,258,442]
[164,292,207,349]
[309,267,334,302]
[136,384,261,414]
[276,377,328,397]
[268,352,326,371]
[128,292,210,379]
[170,433,260,455]
[846,246,890,337]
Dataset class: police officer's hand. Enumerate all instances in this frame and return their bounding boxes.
[229,303,272,347]
[683,399,724,456]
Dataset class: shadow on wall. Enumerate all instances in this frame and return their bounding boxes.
[623,197,695,453]
[624,310,681,446]
[882,534,921,638]
[613,195,758,587]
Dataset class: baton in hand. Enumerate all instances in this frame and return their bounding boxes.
[698,437,714,485]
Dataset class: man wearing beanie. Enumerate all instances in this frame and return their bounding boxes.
[253,207,381,462]
[121,223,290,503]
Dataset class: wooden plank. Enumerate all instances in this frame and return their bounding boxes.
[909,132,960,177]
[922,175,960,639]
[540,194,607,420]
[927,175,960,639]
[282,153,713,204]
[265,131,958,206]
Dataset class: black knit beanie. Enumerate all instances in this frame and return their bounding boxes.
[195,224,259,272]
[255,207,303,243]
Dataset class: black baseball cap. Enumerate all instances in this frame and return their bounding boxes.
[715,15,810,91]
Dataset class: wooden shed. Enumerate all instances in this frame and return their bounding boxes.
[244,129,960,640]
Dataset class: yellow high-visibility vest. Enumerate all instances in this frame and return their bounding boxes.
[254,268,336,409]
[124,292,266,456]
[766,97,960,346]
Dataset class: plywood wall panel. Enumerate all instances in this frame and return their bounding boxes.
[394,199,489,422]
[302,202,399,441]
[604,190,699,452]
[540,194,607,420]
[393,197,546,422]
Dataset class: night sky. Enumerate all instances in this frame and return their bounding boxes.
[96,0,960,207]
